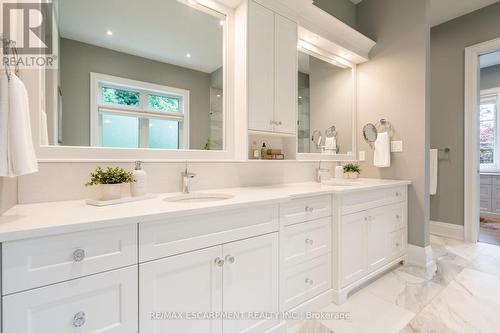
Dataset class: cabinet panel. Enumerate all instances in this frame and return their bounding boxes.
[139,246,223,333]
[282,217,331,267]
[388,228,407,259]
[340,211,367,287]
[222,233,279,333]
[366,207,392,271]
[248,0,274,132]
[3,266,138,333]
[281,194,332,226]
[3,224,137,295]
[274,13,297,134]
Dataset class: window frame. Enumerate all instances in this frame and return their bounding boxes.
[90,72,190,149]
[480,87,500,171]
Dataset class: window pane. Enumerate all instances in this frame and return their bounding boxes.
[480,103,495,121]
[480,120,495,143]
[149,118,179,149]
[102,87,140,106]
[148,94,180,112]
[481,148,494,164]
[101,113,139,148]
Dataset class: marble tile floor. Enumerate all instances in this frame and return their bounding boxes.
[296,235,500,333]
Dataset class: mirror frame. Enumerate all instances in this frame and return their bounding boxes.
[295,43,357,161]
[25,0,236,162]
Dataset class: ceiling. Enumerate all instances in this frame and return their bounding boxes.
[480,50,500,68]
[58,0,224,73]
[351,0,500,27]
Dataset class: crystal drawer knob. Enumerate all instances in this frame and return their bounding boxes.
[225,255,235,264]
[305,278,314,285]
[305,238,314,245]
[305,206,314,213]
[73,311,86,327]
[395,192,400,197]
[214,257,225,267]
[72,249,85,262]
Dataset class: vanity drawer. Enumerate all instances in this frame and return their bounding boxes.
[2,225,137,295]
[280,195,332,226]
[3,266,138,333]
[282,217,331,267]
[388,228,407,260]
[341,186,406,215]
[282,253,331,311]
[385,203,406,232]
[139,205,279,262]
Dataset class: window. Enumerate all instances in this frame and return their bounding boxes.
[480,89,500,169]
[90,73,189,149]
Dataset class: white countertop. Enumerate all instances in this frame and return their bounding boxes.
[0,178,410,242]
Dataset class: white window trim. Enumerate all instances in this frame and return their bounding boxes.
[90,72,190,149]
[479,86,500,172]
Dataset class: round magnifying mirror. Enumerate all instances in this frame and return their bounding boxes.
[363,123,378,144]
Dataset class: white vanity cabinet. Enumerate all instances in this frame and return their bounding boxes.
[247,0,297,135]
[333,186,408,304]
[139,233,279,333]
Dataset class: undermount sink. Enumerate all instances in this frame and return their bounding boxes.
[165,193,234,203]
[322,179,359,187]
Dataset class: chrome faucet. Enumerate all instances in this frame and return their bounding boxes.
[181,161,196,194]
[316,161,330,183]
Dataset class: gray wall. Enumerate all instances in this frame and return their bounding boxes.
[430,2,500,226]
[481,64,500,91]
[313,0,356,28]
[357,0,430,247]
[0,177,17,214]
[60,38,212,149]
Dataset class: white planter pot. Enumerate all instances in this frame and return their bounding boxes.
[347,172,359,179]
[100,184,123,201]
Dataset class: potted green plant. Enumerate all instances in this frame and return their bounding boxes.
[85,166,134,201]
[343,163,361,179]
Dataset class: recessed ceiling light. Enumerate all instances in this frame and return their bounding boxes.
[307,36,319,43]
[106,30,113,36]
[343,53,353,59]
[188,0,197,5]
[186,53,191,58]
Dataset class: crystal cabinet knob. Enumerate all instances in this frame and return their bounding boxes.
[73,249,86,262]
[214,257,225,267]
[305,206,314,213]
[305,278,314,285]
[225,255,235,264]
[305,239,314,245]
[73,311,86,327]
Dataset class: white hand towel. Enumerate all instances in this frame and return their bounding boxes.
[40,110,49,145]
[0,73,9,176]
[5,74,38,177]
[430,149,438,195]
[374,132,391,168]
[324,136,337,154]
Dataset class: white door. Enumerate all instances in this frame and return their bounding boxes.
[248,0,275,132]
[274,13,297,134]
[139,246,223,333]
[366,207,391,271]
[340,211,368,287]
[222,233,279,333]
[3,266,138,333]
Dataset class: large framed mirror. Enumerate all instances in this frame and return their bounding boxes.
[296,47,356,159]
[41,0,230,159]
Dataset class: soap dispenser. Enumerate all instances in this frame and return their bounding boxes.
[260,143,267,160]
[131,161,147,197]
[335,162,344,179]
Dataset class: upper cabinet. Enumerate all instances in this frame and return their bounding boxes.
[248,1,297,135]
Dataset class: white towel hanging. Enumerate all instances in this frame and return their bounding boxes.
[374,132,391,168]
[430,149,438,195]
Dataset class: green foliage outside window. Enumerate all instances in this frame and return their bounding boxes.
[102,87,140,106]
[148,95,180,112]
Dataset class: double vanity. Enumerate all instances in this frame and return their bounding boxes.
[0,179,409,333]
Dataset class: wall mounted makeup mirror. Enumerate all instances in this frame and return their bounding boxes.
[44,0,226,152]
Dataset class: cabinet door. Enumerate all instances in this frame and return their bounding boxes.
[366,207,392,271]
[222,233,279,333]
[274,13,297,134]
[3,266,138,333]
[248,0,274,132]
[139,246,223,333]
[340,211,367,287]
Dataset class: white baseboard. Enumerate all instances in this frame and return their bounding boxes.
[406,244,434,271]
[430,220,464,240]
